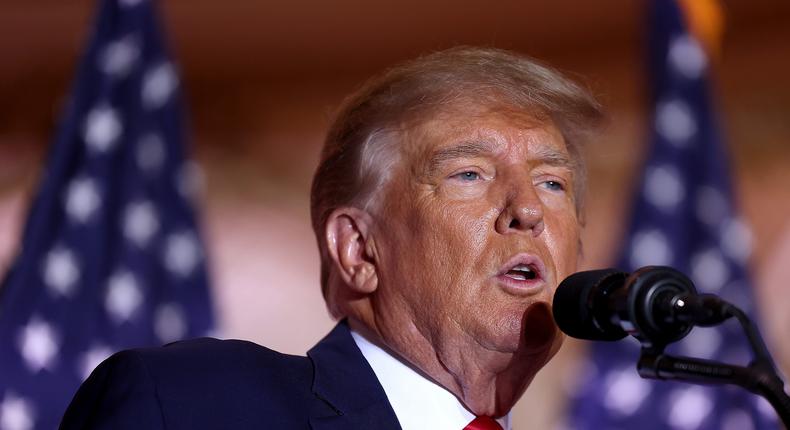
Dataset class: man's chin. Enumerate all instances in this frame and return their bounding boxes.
[485,302,560,357]
[517,302,562,356]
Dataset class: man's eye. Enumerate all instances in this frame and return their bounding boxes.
[541,180,565,191]
[454,171,480,181]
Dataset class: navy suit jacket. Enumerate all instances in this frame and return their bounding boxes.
[60,321,402,429]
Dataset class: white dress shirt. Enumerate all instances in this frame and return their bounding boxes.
[350,330,512,430]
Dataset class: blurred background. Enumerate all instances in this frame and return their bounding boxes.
[1,0,789,428]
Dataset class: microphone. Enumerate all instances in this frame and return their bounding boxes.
[552,266,730,348]
[553,267,790,425]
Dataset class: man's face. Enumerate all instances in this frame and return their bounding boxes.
[371,104,581,362]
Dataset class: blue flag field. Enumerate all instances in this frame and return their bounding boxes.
[0,0,214,428]
[565,1,779,429]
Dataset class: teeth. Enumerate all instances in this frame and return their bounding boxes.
[512,264,532,273]
[504,263,536,281]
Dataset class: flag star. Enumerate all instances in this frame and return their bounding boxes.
[78,345,113,381]
[42,247,80,297]
[83,106,123,153]
[691,248,729,292]
[667,387,713,430]
[17,318,59,373]
[668,34,707,80]
[136,133,166,173]
[630,230,673,268]
[721,217,752,263]
[119,0,145,7]
[65,177,101,223]
[163,232,201,278]
[0,392,34,430]
[655,99,697,146]
[99,35,140,77]
[123,201,159,247]
[644,165,685,211]
[680,327,722,359]
[175,161,204,201]
[603,366,651,416]
[105,270,143,323]
[142,62,178,109]
[154,304,187,343]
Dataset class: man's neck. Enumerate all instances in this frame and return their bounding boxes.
[349,326,512,430]
[347,316,541,418]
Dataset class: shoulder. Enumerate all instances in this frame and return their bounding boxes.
[62,338,316,429]
[130,337,309,371]
[114,337,313,395]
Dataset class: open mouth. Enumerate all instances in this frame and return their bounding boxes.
[496,254,546,288]
[503,264,539,281]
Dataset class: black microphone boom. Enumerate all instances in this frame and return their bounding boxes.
[552,265,790,426]
[553,266,705,348]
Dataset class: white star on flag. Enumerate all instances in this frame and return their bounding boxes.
[0,392,34,430]
[83,106,123,153]
[163,232,200,278]
[64,177,101,223]
[41,247,80,297]
[105,270,144,323]
[78,346,113,381]
[99,34,140,77]
[142,62,177,109]
[123,201,160,247]
[17,318,59,373]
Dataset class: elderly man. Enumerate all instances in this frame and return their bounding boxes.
[60,46,601,430]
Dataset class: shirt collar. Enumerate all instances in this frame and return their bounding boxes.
[350,329,511,430]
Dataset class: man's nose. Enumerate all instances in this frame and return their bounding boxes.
[495,182,545,236]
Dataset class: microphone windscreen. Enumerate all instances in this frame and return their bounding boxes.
[552,269,629,341]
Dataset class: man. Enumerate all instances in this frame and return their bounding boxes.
[60,46,602,430]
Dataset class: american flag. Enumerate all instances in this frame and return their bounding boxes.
[564,1,780,429]
[0,0,215,429]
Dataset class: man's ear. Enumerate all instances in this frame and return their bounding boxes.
[325,207,378,294]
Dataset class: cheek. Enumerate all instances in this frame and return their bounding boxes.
[398,198,496,305]
[429,182,501,246]
[543,209,581,282]
[438,181,489,201]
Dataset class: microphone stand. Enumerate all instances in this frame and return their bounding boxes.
[635,300,790,426]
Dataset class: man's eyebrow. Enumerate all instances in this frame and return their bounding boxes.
[425,142,576,174]
[427,141,495,172]
[532,147,575,169]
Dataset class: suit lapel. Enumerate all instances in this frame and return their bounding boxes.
[307,321,402,430]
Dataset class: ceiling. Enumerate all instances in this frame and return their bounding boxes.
[0,0,788,135]
[3,0,788,81]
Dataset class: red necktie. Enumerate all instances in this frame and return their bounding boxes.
[464,416,504,430]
